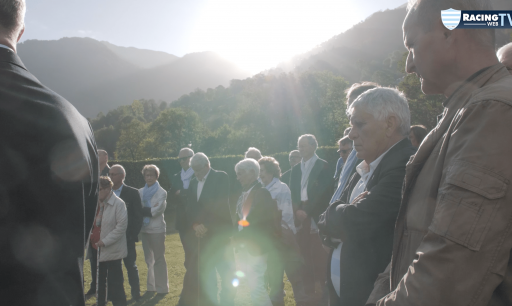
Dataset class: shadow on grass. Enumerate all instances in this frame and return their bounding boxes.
[130,292,171,306]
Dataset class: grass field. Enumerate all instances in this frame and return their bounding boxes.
[84,229,297,305]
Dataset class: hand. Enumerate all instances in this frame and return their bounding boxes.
[96,240,105,248]
[193,224,208,238]
[351,191,369,204]
[153,202,160,207]
[296,210,308,222]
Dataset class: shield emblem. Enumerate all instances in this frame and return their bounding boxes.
[441,8,461,30]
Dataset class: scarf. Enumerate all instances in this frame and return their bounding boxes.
[96,191,113,227]
[181,167,194,189]
[142,181,160,226]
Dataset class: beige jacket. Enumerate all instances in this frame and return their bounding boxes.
[86,194,128,262]
[139,186,167,234]
[368,64,512,306]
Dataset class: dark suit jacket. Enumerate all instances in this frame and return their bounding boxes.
[290,157,334,223]
[318,138,415,306]
[185,169,232,240]
[280,169,291,187]
[234,182,279,255]
[119,184,143,242]
[169,170,187,232]
[0,48,98,305]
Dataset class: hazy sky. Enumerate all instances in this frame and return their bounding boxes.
[23,0,406,73]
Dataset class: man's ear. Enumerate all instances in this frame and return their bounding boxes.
[386,115,399,137]
[17,25,24,43]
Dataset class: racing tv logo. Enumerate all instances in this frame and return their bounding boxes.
[441,9,512,30]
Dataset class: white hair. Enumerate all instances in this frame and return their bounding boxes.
[497,42,512,61]
[110,164,126,176]
[244,147,262,160]
[297,134,318,151]
[235,158,260,178]
[190,152,210,169]
[288,150,300,159]
[179,147,194,156]
[347,87,411,137]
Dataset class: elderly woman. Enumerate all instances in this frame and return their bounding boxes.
[235,158,279,306]
[139,164,168,294]
[318,87,415,306]
[88,176,128,306]
[409,124,428,148]
[259,157,309,306]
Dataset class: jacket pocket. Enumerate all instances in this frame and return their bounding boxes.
[429,160,508,251]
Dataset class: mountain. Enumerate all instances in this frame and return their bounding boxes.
[269,0,512,83]
[101,41,179,68]
[17,37,251,117]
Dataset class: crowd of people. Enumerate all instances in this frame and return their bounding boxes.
[2,0,512,306]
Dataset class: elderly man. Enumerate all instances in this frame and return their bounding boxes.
[289,134,333,302]
[234,158,279,306]
[99,149,110,176]
[366,1,512,305]
[333,136,353,189]
[318,88,415,306]
[179,153,235,306]
[498,42,512,71]
[281,150,301,186]
[245,147,263,160]
[0,1,99,305]
[330,82,379,204]
[170,148,194,253]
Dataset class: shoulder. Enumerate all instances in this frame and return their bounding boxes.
[210,168,228,178]
[469,72,512,107]
[113,194,126,207]
[124,185,140,196]
[157,186,167,196]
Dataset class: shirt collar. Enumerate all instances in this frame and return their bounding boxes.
[106,192,117,206]
[0,44,13,53]
[113,184,124,193]
[356,141,399,177]
[243,179,260,192]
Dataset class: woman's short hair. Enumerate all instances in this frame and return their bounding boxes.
[258,157,282,179]
[410,125,429,144]
[235,158,260,178]
[141,164,160,179]
[99,176,113,189]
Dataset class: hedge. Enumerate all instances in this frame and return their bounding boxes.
[109,146,340,191]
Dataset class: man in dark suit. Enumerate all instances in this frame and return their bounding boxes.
[0,1,99,305]
[290,134,333,303]
[280,150,301,187]
[169,148,195,253]
[318,87,416,306]
[99,149,110,176]
[178,153,236,306]
[107,165,143,300]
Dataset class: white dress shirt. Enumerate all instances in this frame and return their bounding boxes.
[300,154,318,201]
[196,169,211,201]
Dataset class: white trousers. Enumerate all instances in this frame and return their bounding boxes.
[141,232,169,293]
[238,248,272,306]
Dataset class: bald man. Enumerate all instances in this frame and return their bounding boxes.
[498,42,512,72]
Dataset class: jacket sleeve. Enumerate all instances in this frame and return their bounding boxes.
[302,163,335,222]
[150,189,167,217]
[376,101,512,305]
[130,188,143,239]
[200,173,232,233]
[102,200,128,247]
[366,262,391,305]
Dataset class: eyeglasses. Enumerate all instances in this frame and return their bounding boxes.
[179,156,193,161]
[337,150,350,154]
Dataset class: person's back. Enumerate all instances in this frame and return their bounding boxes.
[0,1,99,305]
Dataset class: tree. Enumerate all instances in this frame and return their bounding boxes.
[115,119,148,161]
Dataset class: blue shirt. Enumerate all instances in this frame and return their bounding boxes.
[113,184,124,197]
[330,149,358,204]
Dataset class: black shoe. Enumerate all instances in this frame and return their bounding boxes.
[132,295,141,301]
[86,288,96,295]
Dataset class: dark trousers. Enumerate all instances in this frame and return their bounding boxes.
[123,239,141,299]
[91,247,127,306]
[178,233,236,306]
[268,228,310,306]
[296,218,328,301]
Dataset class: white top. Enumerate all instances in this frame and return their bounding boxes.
[197,168,211,201]
[138,186,167,234]
[265,177,297,234]
[349,143,397,203]
[236,185,256,231]
[300,154,318,201]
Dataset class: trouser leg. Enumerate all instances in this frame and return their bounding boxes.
[215,242,237,306]
[106,259,127,306]
[310,232,329,305]
[123,239,140,299]
[239,248,272,306]
[267,248,285,305]
[297,218,316,296]
[178,233,198,306]
[148,232,169,293]
[97,261,108,306]
[141,233,156,291]
[282,229,309,305]
[89,245,97,293]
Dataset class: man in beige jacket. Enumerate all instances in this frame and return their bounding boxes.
[367,0,512,305]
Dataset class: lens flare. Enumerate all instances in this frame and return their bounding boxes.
[232,278,240,287]
[236,271,245,278]
[238,220,250,227]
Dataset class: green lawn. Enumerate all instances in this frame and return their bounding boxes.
[84,232,297,306]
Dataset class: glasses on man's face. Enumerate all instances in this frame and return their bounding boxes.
[145,174,156,178]
[179,156,193,161]
[338,150,349,154]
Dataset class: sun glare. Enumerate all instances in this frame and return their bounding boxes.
[188,0,361,74]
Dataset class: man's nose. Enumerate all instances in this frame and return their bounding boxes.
[405,51,416,74]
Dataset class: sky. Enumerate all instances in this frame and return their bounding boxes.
[23,0,407,73]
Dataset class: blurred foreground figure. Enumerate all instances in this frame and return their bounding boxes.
[179,153,235,306]
[367,0,512,305]
[318,88,415,306]
[497,42,512,71]
[408,125,428,148]
[0,1,99,305]
[235,159,279,306]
